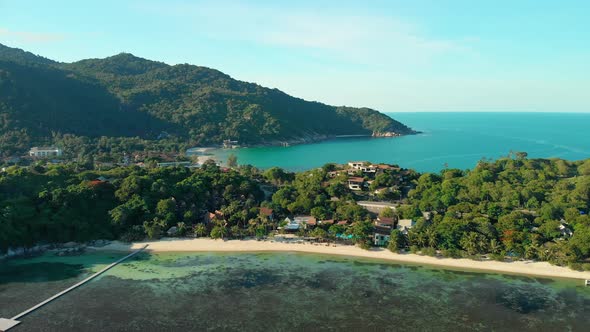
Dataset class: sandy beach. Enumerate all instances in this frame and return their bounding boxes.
[94,238,590,281]
[186,147,218,165]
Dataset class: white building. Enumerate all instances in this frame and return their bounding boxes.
[348,161,365,168]
[282,217,301,231]
[397,219,416,234]
[29,147,62,158]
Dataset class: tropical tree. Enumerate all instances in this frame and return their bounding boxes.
[194,223,207,237]
[227,154,238,168]
[210,225,228,240]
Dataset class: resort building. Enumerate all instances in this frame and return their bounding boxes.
[327,170,347,178]
[373,227,391,246]
[397,219,416,234]
[156,161,193,168]
[206,210,225,224]
[287,216,316,228]
[29,147,62,158]
[375,216,395,228]
[260,207,274,221]
[348,177,365,190]
[282,217,303,231]
[357,201,396,214]
[279,216,318,231]
[319,219,334,226]
[223,140,239,148]
[348,161,366,169]
[347,161,378,174]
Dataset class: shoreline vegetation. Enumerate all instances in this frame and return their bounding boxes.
[0,43,418,159]
[93,238,590,281]
[2,154,590,281]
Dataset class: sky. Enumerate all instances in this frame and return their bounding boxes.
[1,0,589,112]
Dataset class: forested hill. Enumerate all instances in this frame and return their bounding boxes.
[0,43,416,155]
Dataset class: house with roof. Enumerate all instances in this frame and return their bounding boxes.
[294,216,317,228]
[206,210,225,224]
[260,207,274,221]
[357,201,397,214]
[328,170,347,178]
[319,219,334,226]
[348,161,366,169]
[88,176,114,187]
[348,177,365,190]
[282,217,304,231]
[347,161,378,175]
[375,216,395,228]
[373,227,391,246]
[397,219,416,234]
[223,139,239,148]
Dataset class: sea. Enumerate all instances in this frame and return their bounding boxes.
[212,112,590,173]
[1,251,589,331]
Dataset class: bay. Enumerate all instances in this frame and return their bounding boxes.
[213,112,590,173]
[1,252,589,331]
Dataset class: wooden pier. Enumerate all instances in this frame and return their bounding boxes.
[0,245,148,331]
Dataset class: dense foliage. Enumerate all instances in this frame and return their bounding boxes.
[397,156,590,268]
[0,43,415,157]
[0,160,263,251]
[3,155,588,269]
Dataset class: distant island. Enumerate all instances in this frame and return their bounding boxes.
[0,43,417,158]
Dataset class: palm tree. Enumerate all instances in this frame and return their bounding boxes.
[415,231,427,247]
[477,237,488,254]
[489,239,501,254]
[461,232,479,255]
[537,244,552,261]
[194,223,207,237]
[524,243,539,260]
[426,229,438,248]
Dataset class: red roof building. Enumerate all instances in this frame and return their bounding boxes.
[260,207,274,216]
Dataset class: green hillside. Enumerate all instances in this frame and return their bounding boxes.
[0,43,416,156]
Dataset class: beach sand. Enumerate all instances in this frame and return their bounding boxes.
[93,238,590,281]
[187,147,218,165]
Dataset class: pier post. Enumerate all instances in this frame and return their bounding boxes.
[0,245,148,331]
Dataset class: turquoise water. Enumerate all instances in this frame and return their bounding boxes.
[1,252,590,331]
[214,112,590,173]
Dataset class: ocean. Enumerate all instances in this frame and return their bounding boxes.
[1,252,589,331]
[213,112,590,173]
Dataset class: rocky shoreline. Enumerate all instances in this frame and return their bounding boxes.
[1,240,111,260]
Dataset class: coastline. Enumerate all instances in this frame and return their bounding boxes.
[92,238,590,281]
[186,147,219,165]
[195,131,420,167]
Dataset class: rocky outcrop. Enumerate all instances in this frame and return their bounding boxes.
[372,131,403,137]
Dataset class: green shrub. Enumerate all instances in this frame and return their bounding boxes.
[441,249,461,258]
[359,240,372,250]
[422,247,437,257]
[120,225,145,243]
[489,253,506,261]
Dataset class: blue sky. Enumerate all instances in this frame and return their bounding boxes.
[1,0,589,112]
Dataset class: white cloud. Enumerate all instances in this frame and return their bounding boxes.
[0,28,65,43]
[134,1,474,67]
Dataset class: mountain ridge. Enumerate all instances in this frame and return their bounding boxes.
[0,43,417,156]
